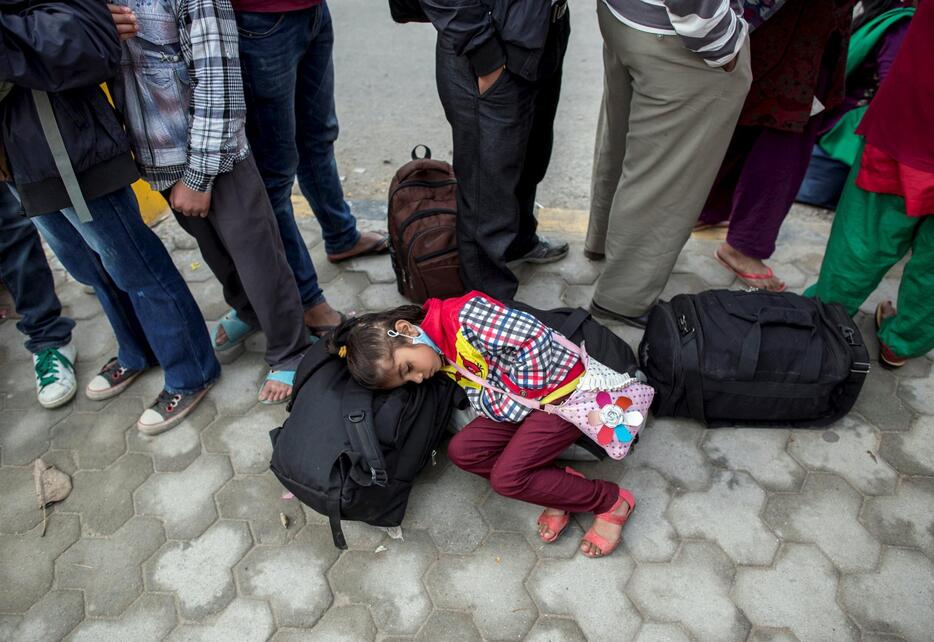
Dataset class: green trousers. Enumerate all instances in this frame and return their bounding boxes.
[804,147,934,359]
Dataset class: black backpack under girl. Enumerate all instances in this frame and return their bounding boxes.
[639,290,869,427]
[269,341,463,549]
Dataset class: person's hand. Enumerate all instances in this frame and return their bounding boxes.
[107,4,139,41]
[478,66,505,95]
[170,182,211,218]
[722,57,738,73]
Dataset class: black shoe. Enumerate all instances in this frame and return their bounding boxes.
[590,300,649,329]
[512,238,570,265]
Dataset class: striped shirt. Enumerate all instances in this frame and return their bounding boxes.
[603,0,748,67]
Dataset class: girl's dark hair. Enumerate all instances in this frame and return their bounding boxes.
[327,305,427,388]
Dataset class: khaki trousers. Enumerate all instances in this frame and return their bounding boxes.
[587,2,752,316]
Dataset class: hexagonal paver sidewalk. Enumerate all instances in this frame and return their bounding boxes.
[1,202,932,642]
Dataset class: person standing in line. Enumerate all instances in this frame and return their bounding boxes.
[418,0,573,301]
[586,0,752,327]
[1,0,220,434]
[805,0,934,369]
[696,0,857,292]
[0,185,77,409]
[107,0,312,404]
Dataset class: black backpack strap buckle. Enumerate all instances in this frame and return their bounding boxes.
[371,467,389,486]
[850,361,871,375]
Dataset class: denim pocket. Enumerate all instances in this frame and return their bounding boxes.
[237,12,286,39]
[478,68,511,100]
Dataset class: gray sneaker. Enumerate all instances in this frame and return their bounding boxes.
[511,238,570,265]
[137,385,212,435]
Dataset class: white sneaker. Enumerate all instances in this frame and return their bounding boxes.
[33,342,78,409]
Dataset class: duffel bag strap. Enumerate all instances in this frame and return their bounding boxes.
[737,307,822,382]
[327,468,347,549]
[680,331,706,424]
[341,381,389,487]
[557,307,592,341]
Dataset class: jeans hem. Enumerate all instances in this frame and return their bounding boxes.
[163,373,221,396]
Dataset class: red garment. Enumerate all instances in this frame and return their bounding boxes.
[857,144,934,216]
[857,1,934,174]
[232,0,320,12]
[448,412,619,514]
[420,291,584,423]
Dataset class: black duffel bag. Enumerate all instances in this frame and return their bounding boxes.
[638,289,870,427]
[269,340,463,549]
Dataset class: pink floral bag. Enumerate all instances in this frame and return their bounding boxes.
[447,334,655,460]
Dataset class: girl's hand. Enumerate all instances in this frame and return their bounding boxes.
[107,3,139,41]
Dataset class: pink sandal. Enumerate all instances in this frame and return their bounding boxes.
[714,249,786,293]
[537,467,585,543]
[580,488,636,558]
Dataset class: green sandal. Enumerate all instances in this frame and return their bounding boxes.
[259,369,295,405]
[211,309,257,352]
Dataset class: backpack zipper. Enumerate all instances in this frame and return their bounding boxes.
[389,178,457,204]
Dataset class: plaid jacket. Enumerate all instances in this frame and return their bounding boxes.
[110,0,249,192]
[421,292,584,423]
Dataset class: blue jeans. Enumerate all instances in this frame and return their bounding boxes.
[237,1,357,307]
[30,186,220,394]
[796,145,850,210]
[0,184,75,353]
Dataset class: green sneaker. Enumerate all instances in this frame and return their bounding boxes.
[33,342,78,409]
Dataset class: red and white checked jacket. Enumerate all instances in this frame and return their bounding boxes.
[421,291,584,423]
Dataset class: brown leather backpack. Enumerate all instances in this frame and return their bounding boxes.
[388,145,465,303]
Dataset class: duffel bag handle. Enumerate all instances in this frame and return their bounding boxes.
[411,144,431,160]
[738,307,821,382]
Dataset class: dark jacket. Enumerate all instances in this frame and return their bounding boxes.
[0,0,139,216]
[420,0,559,81]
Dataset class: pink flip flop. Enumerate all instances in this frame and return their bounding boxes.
[714,249,786,293]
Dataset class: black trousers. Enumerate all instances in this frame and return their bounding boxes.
[435,13,569,300]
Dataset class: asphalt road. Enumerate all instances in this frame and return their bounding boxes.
[330,0,605,210]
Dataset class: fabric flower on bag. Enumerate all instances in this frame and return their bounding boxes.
[588,391,644,446]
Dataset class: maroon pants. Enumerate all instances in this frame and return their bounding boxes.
[447,410,620,514]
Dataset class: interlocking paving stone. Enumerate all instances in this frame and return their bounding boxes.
[126,400,214,472]
[134,453,232,540]
[199,351,268,417]
[0,404,70,465]
[528,548,640,641]
[617,466,678,562]
[525,616,587,642]
[733,543,856,641]
[5,589,84,642]
[672,251,736,288]
[358,282,410,312]
[71,316,119,361]
[320,271,368,313]
[0,514,80,613]
[533,242,603,286]
[416,610,482,642]
[0,615,20,639]
[0,465,43,534]
[764,473,881,573]
[854,367,915,432]
[236,526,338,627]
[56,517,165,617]
[67,593,178,642]
[668,470,778,565]
[61,453,153,536]
[426,531,539,640]
[627,541,745,641]
[861,477,934,558]
[515,274,567,311]
[175,249,215,283]
[878,415,934,475]
[145,520,253,620]
[185,279,230,324]
[49,407,136,470]
[309,243,342,284]
[57,283,104,321]
[787,417,898,495]
[748,627,800,642]
[897,368,934,415]
[702,428,806,491]
[478,489,584,559]
[623,418,712,491]
[659,273,711,300]
[216,473,306,545]
[562,283,596,310]
[634,622,693,642]
[202,407,279,474]
[166,598,275,642]
[330,529,436,635]
[403,464,490,553]
[840,548,934,641]
[275,605,376,642]
[343,252,396,284]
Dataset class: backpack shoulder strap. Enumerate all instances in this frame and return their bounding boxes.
[31,90,93,222]
[341,380,388,487]
[557,307,591,339]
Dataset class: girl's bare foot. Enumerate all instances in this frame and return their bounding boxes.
[580,498,632,558]
[715,242,786,292]
[538,508,567,540]
[258,377,292,403]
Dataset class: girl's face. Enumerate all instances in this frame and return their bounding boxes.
[377,321,444,389]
